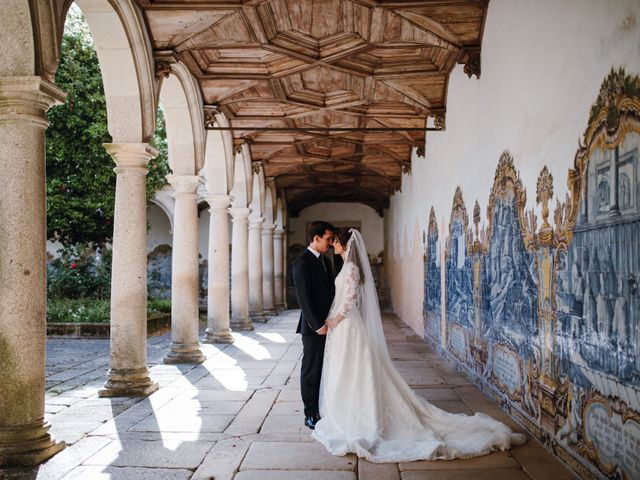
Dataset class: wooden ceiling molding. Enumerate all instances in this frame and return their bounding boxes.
[138,0,489,215]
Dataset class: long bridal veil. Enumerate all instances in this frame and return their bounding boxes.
[344,229,391,363]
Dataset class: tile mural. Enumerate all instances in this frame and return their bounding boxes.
[423,207,441,343]
[424,68,640,480]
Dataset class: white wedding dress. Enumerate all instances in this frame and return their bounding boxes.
[312,230,525,463]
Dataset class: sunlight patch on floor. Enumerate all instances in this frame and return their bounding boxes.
[231,332,272,360]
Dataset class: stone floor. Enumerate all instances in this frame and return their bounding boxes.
[1,311,575,480]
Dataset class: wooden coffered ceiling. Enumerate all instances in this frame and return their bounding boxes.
[139,0,489,215]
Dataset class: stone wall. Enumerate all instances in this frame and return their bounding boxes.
[384,1,640,478]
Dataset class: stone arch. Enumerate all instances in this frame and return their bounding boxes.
[263,180,276,226]
[0,0,61,80]
[202,115,234,196]
[158,62,204,175]
[147,201,173,253]
[230,143,253,208]
[249,164,266,218]
[150,195,174,231]
[275,195,286,230]
[70,0,156,143]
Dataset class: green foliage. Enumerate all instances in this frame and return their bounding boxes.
[148,298,172,318]
[47,298,111,323]
[46,6,169,246]
[47,297,171,323]
[47,243,112,300]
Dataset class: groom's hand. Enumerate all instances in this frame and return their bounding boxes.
[316,325,328,335]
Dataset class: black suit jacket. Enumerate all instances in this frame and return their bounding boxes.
[292,249,335,335]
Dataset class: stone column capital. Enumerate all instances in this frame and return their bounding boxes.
[230,207,251,221]
[249,216,265,229]
[206,194,231,211]
[104,143,159,175]
[0,76,65,127]
[262,223,276,234]
[167,174,200,195]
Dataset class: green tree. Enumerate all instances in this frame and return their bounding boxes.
[46,5,169,247]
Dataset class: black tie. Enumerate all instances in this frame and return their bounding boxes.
[318,255,327,274]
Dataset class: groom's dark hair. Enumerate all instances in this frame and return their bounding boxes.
[307,221,335,244]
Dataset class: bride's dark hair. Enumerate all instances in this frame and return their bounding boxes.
[334,227,353,246]
[334,227,365,284]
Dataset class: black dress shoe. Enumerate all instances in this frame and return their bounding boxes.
[304,415,318,429]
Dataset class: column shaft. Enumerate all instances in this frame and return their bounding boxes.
[204,196,233,343]
[164,175,205,364]
[230,208,253,330]
[99,143,159,398]
[0,77,66,466]
[262,224,276,315]
[248,217,266,322]
[273,228,285,310]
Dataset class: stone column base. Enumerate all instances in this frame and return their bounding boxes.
[0,419,65,467]
[250,311,267,323]
[263,308,278,316]
[275,303,285,312]
[203,328,234,344]
[163,342,206,364]
[98,367,158,398]
[231,318,254,331]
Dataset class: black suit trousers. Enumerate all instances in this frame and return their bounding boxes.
[300,334,326,417]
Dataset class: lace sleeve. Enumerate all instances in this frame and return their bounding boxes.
[338,262,360,318]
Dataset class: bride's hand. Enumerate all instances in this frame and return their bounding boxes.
[326,317,338,330]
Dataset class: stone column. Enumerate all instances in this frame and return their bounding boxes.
[0,77,66,465]
[99,143,159,398]
[230,207,253,330]
[164,175,205,364]
[248,216,266,322]
[274,228,285,311]
[283,229,289,309]
[203,195,234,343]
[262,224,277,315]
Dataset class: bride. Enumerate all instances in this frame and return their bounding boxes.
[312,227,526,463]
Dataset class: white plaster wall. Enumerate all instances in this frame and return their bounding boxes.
[385,0,640,336]
[289,202,384,256]
[148,203,172,252]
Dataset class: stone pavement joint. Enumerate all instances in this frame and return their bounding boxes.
[0,310,573,480]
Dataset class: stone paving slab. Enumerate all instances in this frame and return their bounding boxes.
[400,468,531,480]
[60,466,194,480]
[412,387,462,402]
[260,413,308,434]
[399,451,519,471]
[1,311,576,480]
[225,389,279,435]
[268,400,304,416]
[192,437,251,480]
[82,438,213,469]
[358,460,401,480]
[508,440,576,480]
[130,412,235,433]
[157,399,246,415]
[239,441,357,471]
[235,471,356,480]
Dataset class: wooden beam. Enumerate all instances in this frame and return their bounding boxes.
[207,126,438,131]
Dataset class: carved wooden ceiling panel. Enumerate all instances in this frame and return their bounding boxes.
[139,0,489,215]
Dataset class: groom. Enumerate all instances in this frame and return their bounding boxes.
[292,221,336,429]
